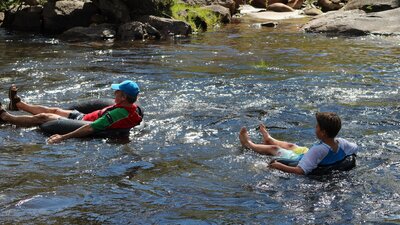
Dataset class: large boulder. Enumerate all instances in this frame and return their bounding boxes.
[318,0,344,12]
[117,21,161,40]
[43,0,99,34]
[341,0,400,12]
[201,5,231,23]
[302,8,400,36]
[91,0,130,23]
[267,3,295,12]
[137,15,192,38]
[60,23,117,41]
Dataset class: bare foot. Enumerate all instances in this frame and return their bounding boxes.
[259,124,274,145]
[239,127,252,148]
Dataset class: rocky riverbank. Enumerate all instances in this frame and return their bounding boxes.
[0,0,399,41]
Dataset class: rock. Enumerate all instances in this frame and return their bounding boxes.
[261,21,278,27]
[59,23,117,41]
[43,0,99,34]
[117,21,161,41]
[137,15,192,38]
[201,5,231,23]
[302,8,400,36]
[303,7,324,16]
[91,0,130,23]
[250,0,267,8]
[341,0,400,12]
[268,3,295,12]
[317,0,343,12]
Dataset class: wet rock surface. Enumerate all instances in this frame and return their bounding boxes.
[302,7,400,36]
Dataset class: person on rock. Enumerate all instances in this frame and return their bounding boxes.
[0,80,143,144]
[239,112,358,175]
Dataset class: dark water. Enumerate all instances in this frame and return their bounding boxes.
[0,17,399,224]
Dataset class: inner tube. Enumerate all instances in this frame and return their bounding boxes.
[39,98,143,138]
[275,154,356,176]
[67,98,115,114]
[39,118,131,138]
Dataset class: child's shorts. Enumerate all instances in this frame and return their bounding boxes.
[275,146,309,160]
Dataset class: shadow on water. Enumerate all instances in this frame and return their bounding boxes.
[0,19,400,224]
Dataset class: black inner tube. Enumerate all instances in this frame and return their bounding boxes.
[275,154,357,175]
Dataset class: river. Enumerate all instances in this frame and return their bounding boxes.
[0,17,399,224]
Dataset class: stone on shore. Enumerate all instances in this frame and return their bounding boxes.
[302,8,400,36]
[303,7,324,16]
[341,0,399,12]
[137,15,192,38]
[317,0,343,12]
[201,5,231,23]
[239,5,306,20]
[42,0,99,34]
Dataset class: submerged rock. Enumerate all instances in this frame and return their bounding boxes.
[117,21,161,41]
[302,8,400,36]
[261,21,278,27]
[60,23,117,41]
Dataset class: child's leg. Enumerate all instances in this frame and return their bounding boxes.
[239,127,280,156]
[16,101,72,117]
[0,111,61,127]
[259,124,299,151]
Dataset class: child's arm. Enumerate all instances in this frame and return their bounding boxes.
[269,160,305,175]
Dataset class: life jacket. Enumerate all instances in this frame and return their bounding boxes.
[318,142,346,166]
[82,104,142,129]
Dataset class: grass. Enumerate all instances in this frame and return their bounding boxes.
[254,60,270,69]
[170,0,220,32]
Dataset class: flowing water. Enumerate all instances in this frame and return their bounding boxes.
[0,17,399,224]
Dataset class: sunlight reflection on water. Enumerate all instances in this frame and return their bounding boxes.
[0,22,399,224]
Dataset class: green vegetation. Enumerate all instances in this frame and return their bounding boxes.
[0,0,47,11]
[254,60,270,69]
[170,0,220,32]
[0,0,21,11]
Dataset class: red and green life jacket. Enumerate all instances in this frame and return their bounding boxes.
[83,104,142,129]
